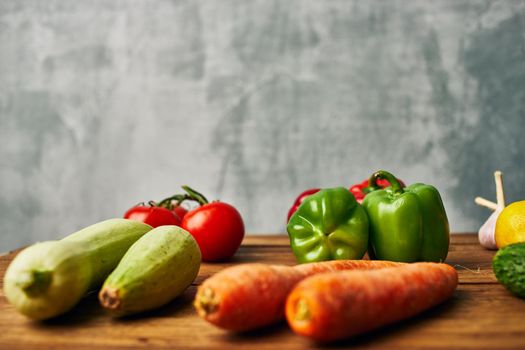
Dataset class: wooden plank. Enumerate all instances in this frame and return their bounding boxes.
[0,234,524,349]
[240,234,291,246]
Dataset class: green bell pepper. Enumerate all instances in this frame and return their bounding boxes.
[362,170,450,262]
[287,187,369,263]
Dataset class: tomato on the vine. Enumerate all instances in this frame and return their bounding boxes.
[124,186,244,262]
[124,204,181,227]
[182,202,244,262]
[178,186,244,262]
[173,205,189,220]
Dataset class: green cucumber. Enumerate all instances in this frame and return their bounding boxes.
[3,219,152,320]
[493,242,525,298]
[99,225,201,316]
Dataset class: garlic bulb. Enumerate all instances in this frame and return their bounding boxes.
[475,171,505,250]
[478,208,501,249]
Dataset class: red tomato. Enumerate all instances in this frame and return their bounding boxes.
[124,205,181,227]
[173,205,188,220]
[349,178,406,203]
[288,177,406,221]
[182,202,245,262]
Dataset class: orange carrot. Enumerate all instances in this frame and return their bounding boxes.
[194,260,403,331]
[286,262,458,342]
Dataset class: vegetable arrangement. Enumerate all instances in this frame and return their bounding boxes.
[474,171,525,297]
[194,260,457,341]
[125,186,244,262]
[287,170,450,264]
[3,184,244,321]
[475,170,525,249]
[194,260,403,331]
[3,219,153,319]
[2,170,463,344]
[3,221,203,320]
[286,175,405,222]
[492,202,525,297]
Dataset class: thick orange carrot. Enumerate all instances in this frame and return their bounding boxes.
[286,262,458,342]
[194,260,403,331]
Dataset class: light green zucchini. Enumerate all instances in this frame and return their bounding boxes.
[99,225,201,316]
[3,219,152,320]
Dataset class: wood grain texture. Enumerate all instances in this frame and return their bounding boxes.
[1,234,524,349]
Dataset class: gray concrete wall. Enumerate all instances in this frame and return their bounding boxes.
[1,0,525,251]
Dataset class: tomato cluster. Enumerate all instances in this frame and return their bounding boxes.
[124,187,244,262]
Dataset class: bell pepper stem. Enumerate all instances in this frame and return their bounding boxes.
[369,170,404,194]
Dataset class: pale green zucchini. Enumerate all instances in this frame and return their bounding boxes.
[99,225,201,316]
[3,219,152,320]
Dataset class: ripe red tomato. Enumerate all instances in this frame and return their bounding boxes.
[173,205,188,220]
[349,178,406,203]
[182,202,244,262]
[124,205,181,227]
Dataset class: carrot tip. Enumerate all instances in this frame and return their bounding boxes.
[194,287,219,317]
[294,298,311,322]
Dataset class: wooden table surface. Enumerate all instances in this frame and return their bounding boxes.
[1,234,524,350]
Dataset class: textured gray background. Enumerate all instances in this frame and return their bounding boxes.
[1,0,525,251]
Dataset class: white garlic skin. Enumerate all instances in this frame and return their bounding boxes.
[478,209,502,250]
